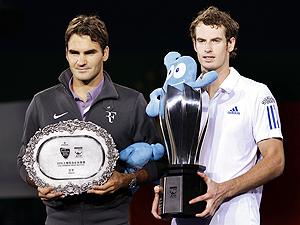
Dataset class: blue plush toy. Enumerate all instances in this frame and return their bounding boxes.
[146,51,218,117]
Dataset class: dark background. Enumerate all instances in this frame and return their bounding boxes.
[1,0,299,102]
[0,0,299,224]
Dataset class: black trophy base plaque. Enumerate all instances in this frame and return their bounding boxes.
[159,164,207,218]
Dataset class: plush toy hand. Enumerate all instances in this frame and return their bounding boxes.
[151,143,165,160]
[187,71,218,89]
[146,88,163,117]
[119,142,165,171]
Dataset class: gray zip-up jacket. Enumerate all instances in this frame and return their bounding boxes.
[17,68,166,224]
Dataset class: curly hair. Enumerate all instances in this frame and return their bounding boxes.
[189,6,239,57]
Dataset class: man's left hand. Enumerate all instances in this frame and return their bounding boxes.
[87,171,132,195]
[189,172,228,217]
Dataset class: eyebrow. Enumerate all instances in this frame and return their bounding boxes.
[196,37,223,41]
[212,37,223,41]
[68,49,98,54]
[84,49,98,54]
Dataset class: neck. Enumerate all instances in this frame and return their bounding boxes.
[205,67,230,98]
[72,75,103,102]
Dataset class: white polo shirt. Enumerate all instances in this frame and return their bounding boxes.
[173,67,282,225]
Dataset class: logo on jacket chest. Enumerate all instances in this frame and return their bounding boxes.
[53,112,68,119]
[106,111,117,123]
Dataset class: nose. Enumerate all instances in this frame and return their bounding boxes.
[77,54,87,66]
[204,42,212,53]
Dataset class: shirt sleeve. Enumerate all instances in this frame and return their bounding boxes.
[252,84,283,143]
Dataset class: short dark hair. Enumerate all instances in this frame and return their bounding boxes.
[189,6,239,57]
[65,15,109,51]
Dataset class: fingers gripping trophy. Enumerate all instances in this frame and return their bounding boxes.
[146,51,217,217]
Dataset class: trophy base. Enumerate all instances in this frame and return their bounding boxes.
[159,164,207,218]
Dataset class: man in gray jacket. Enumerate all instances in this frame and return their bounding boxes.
[17,14,166,225]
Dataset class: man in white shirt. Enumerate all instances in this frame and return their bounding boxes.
[151,6,284,225]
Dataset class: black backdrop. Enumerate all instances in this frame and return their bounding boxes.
[1,0,299,102]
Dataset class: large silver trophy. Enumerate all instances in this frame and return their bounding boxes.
[158,84,208,218]
[22,119,119,196]
[146,52,217,218]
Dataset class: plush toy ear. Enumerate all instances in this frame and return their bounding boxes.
[164,51,181,68]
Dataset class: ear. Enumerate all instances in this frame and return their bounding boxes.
[192,39,197,52]
[103,46,109,62]
[227,37,236,53]
[65,47,69,61]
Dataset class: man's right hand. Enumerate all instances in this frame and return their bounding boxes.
[37,187,64,201]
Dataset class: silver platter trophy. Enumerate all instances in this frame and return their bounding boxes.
[158,84,208,218]
[22,119,119,196]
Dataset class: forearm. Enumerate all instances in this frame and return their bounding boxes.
[222,139,284,199]
[105,169,149,192]
[133,169,149,185]
[223,158,283,199]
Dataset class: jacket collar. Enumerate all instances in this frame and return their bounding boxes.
[58,68,119,101]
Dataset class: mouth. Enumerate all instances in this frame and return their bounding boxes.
[203,56,215,60]
[76,68,90,72]
[202,56,215,63]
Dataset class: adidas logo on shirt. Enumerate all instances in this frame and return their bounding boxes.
[228,106,240,115]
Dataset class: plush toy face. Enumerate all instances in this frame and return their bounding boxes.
[163,51,197,91]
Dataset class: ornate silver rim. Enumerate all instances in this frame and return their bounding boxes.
[22,119,119,195]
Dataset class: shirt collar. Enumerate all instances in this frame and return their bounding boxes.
[219,67,241,94]
[68,77,104,101]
